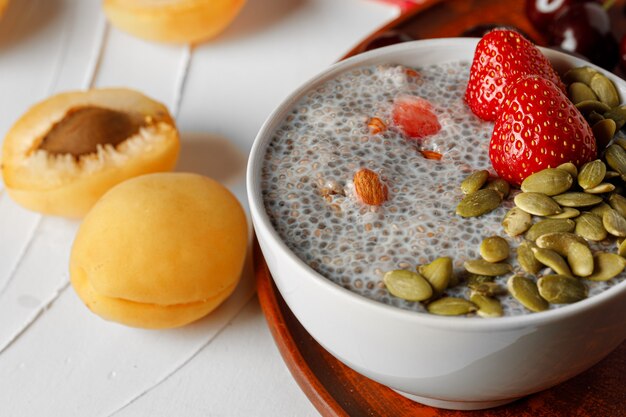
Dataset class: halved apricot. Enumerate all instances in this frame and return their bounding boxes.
[1,88,180,217]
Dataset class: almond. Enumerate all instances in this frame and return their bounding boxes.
[353,168,388,206]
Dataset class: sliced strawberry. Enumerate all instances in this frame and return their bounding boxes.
[489,75,595,186]
[392,95,441,140]
[465,29,566,121]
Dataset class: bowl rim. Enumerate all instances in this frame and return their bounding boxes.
[247,37,626,331]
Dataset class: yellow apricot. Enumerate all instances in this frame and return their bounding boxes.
[103,0,246,44]
[1,88,180,218]
[70,172,248,329]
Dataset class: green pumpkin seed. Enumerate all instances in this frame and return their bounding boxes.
[521,168,573,196]
[585,252,626,281]
[609,194,626,218]
[605,144,626,175]
[604,105,626,130]
[517,241,542,276]
[590,202,612,217]
[604,170,621,180]
[514,192,562,216]
[531,247,573,277]
[567,241,594,277]
[589,73,620,108]
[575,100,611,116]
[617,239,626,257]
[383,270,433,301]
[546,207,580,219]
[568,82,598,104]
[427,297,477,316]
[470,294,503,318]
[461,170,489,194]
[535,232,589,257]
[592,119,617,150]
[603,208,626,237]
[557,162,578,178]
[480,236,510,263]
[578,160,606,190]
[588,111,605,125]
[418,257,452,294]
[468,281,506,297]
[507,275,549,312]
[563,66,598,85]
[575,212,607,241]
[584,183,615,194]
[525,219,575,241]
[464,259,512,276]
[502,207,533,236]
[485,178,510,199]
[537,275,587,304]
[456,189,502,218]
[552,192,603,208]
[465,273,495,286]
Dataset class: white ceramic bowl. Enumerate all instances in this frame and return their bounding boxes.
[247,38,626,410]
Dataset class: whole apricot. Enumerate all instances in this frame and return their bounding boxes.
[70,172,248,329]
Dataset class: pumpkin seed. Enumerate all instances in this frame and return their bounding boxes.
[557,162,578,178]
[521,168,573,196]
[535,232,589,257]
[514,192,562,216]
[575,212,607,241]
[563,66,598,85]
[568,82,598,104]
[456,189,502,218]
[592,119,617,150]
[567,241,594,277]
[589,73,620,108]
[546,207,580,219]
[525,219,575,241]
[464,259,512,276]
[615,137,626,150]
[461,170,489,194]
[603,208,626,237]
[517,241,542,275]
[507,275,549,312]
[585,253,626,281]
[584,183,615,194]
[590,202,612,217]
[604,105,626,130]
[418,257,452,294]
[468,281,506,297]
[502,207,533,236]
[537,275,587,304]
[588,111,605,125]
[465,273,495,286]
[480,236,510,263]
[578,160,606,190]
[531,247,573,277]
[604,170,621,180]
[470,294,503,318]
[427,297,477,316]
[617,239,626,257]
[605,144,626,175]
[609,194,626,218]
[485,178,510,199]
[575,100,611,116]
[383,270,433,301]
[552,192,603,208]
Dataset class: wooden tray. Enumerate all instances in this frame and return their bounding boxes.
[255,1,626,415]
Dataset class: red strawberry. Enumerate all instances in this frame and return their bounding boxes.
[465,29,566,121]
[489,75,595,185]
[392,95,441,139]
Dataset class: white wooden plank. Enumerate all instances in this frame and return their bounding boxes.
[0,258,256,416]
[115,298,319,417]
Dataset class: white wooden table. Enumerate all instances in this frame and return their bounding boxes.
[0,1,398,415]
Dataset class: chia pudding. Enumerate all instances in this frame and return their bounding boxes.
[260,61,626,316]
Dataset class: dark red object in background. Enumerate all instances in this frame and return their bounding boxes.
[525,0,599,29]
